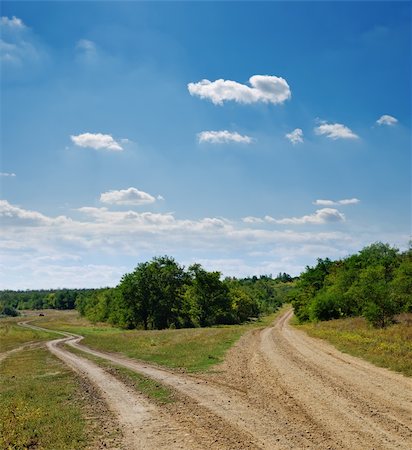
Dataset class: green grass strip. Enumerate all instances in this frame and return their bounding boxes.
[296,314,412,377]
[0,347,87,450]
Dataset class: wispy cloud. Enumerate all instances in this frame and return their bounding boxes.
[75,39,97,63]
[1,16,26,29]
[285,128,303,144]
[71,133,123,151]
[188,75,291,105]
[314,122,359,140]
[376,114,398,126]
[245,208,346,225]
[0,172,16,177]
[100,187,157,206]
[198,130,253,144]
[0,15,45,68]
[314,198,360,206]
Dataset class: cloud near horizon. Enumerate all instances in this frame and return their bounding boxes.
[0,172,16,177]
[71,133,124,151]
[1,198,407,289]
[100,187,157,206]
[314,198,360,206]
[188,75,291,105]
[198,130,253,144]
[314,122,359,140]
[244,208,346,225]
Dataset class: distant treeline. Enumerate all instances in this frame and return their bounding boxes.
[76,256,294,329]
[0,288,104,314]
[291,242,412,328]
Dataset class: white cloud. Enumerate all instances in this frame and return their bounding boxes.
[314,122,359,140]
[247,208,345,225]
[71,133,123,151]
[0,16,25,29]
[76,39,96,52]
[314,198,360,206]
[376,115,398,126]
[0,199,70,226]
[0,172,16,177]
[100,188,157,206]
[242,216,265,224]
[1,198,407,289]
[198,130,253,144]
[272,208,345,225]
[75,39,97,63]
[285,128,303,144]
[188,75,291,105]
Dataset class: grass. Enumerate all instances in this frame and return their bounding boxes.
[66,344,174,404]
[0,347,88,450]
[31,308,284,372]
[0,316,60,352]
[296,313,412,377]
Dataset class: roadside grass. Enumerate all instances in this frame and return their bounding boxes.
[0,347,88,450]
[32,307,285,372]
[296,313,412,377]
[66,344,174,404]
[0,317,59,352]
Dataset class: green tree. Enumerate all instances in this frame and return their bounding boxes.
[188,264,233,326]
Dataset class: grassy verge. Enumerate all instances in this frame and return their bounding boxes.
[0,317,60,352]
[296,313,412,377]
[0,347,88,449]
[66,344,174,404]
[32,307,285,372]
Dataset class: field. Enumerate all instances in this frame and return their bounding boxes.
[29,309,280,372]
[296,313,412,377]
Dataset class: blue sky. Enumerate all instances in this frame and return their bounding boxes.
[1,1,410,289]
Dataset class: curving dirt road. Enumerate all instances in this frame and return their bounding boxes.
[23,310,412,449]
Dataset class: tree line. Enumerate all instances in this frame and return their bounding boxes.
[76,256,294,329]
[0,289,103,316]
[291,242,412,327]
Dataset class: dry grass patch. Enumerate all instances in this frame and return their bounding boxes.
[297,313,412,377]
[0,317,59,352]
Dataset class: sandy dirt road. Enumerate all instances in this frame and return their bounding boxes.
[23,310,412,449]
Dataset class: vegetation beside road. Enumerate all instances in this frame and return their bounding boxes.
[297,313,412,377]
[0,317,59,352]
[33,309,282,372]
[291,242,412,328]
[0,347,88,450]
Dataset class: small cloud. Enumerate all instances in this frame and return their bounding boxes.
[314,198,360,206]
[198,130,253,144]
[314,122,359,140]
[242,216,264,224]
[285,128,303,144]
[376,115,398,126]
[76,39,96,52]
[256,208,346,225]
[273,208,345,225]
[0,172,16,177]
[157,195,165,201]
[120,138,131,144]
[75,39,97,63]
[188,75,291,105]
[0,16,26,29]
[0,16,45,69]
[71,133,123,151]
[100,187,157,206]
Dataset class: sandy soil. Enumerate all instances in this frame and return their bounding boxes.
[22,310,412,449]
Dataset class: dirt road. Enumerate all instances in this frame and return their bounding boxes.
[23,310,412,449]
